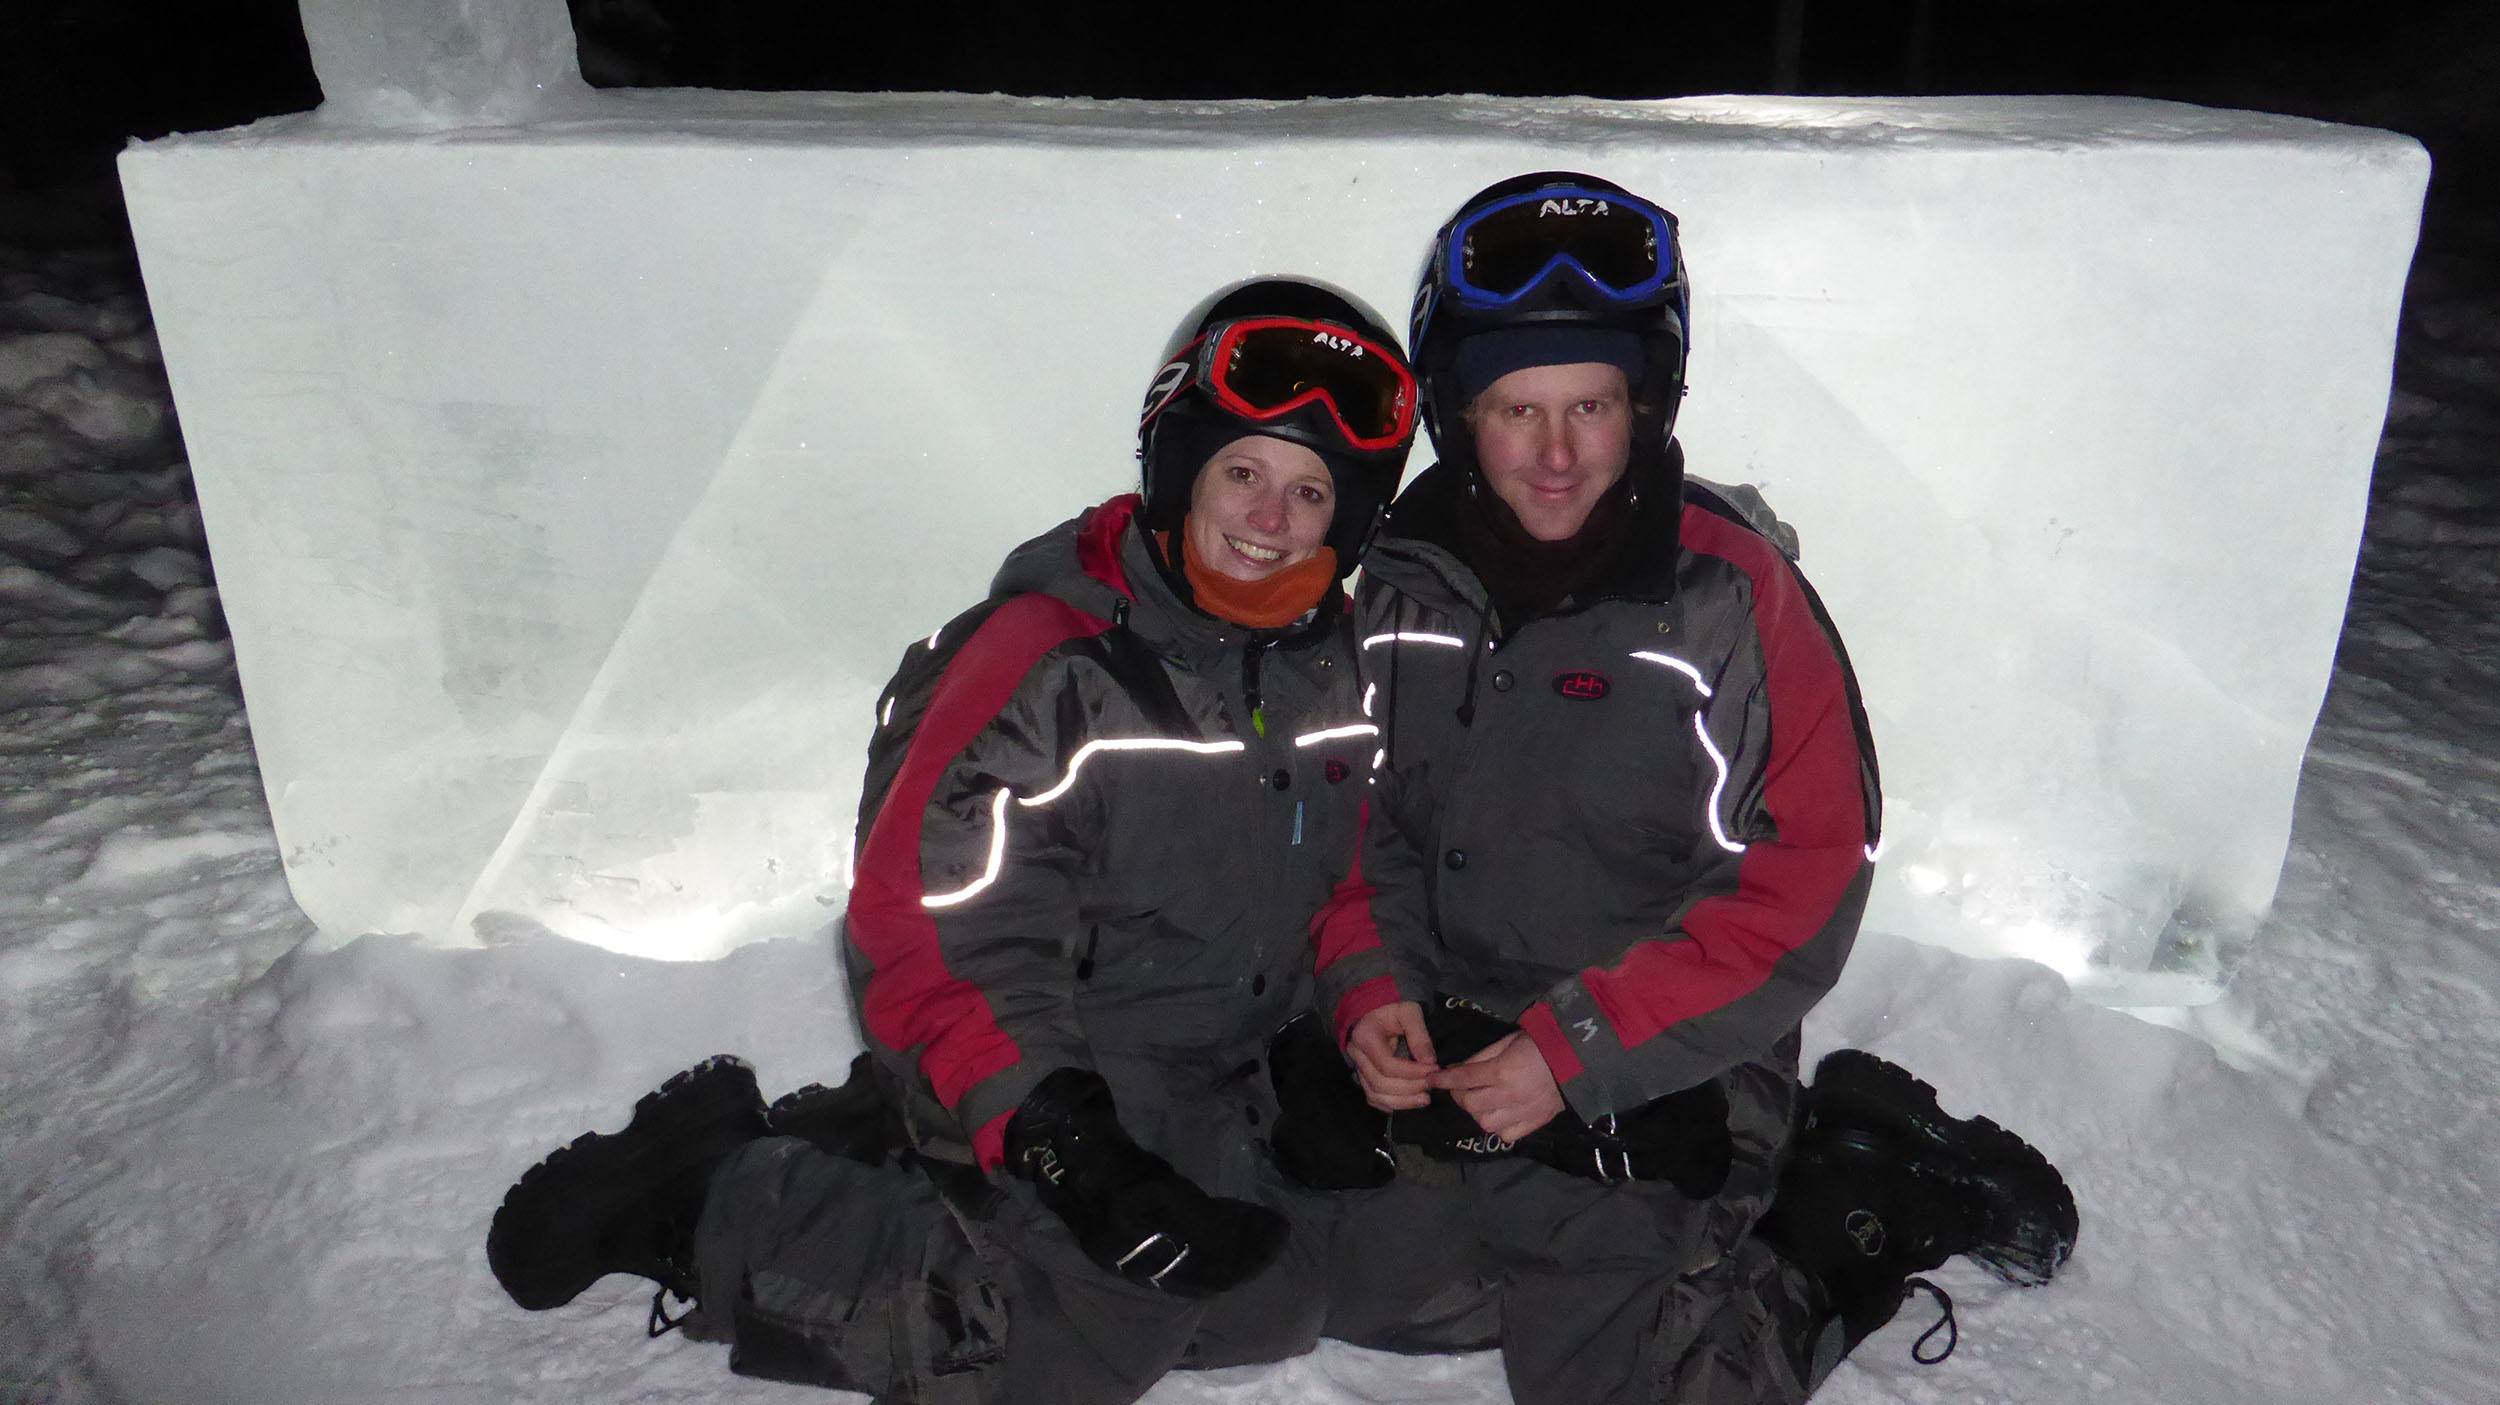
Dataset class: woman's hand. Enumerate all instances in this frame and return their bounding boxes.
[1346,1001,1439,1111]
[1429,1031,1564,1143]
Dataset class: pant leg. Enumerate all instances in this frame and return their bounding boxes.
[1489,1036,1830,1405]
[689,1136,1202,1405]
[1653,1233,1831,1404]
[1477,1157,1711,1405]
[1320,1153,1501,1355]
[1176,1170,1335,1369]
[1648,1035,1834,1403]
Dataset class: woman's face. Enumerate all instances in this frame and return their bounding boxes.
[1185,434,1336,582]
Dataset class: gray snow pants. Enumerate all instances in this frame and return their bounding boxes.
[686,1137,1332,1403]
[1325,1035,1843,1405]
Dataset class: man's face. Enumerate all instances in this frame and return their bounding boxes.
[1464,361,1634,541]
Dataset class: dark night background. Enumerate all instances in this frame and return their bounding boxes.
[3,0,2495,265]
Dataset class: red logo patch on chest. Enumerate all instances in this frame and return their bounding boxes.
[1554,670,1611,701]
[1323,758,1351,784]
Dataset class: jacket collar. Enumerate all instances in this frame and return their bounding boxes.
[1372,443,1687,617]
[992,493,1340,661]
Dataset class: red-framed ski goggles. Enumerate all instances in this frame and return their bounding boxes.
[1173,315,1418,453]
[1443,185,1682,309]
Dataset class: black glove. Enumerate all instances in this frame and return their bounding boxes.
[1265,1011,1397,1190]
[1393,995,1734,1199]
[1004,1067,1288,1297]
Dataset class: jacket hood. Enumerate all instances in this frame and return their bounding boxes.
[988,493,1142,619]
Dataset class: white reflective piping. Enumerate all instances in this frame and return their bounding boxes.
[1372,748,1387,771]
[1361,631,1465,651]
[1362,682,1377,717]
[1691,714,1746,854]
[1632,650,1743,853]
[1019,737,1247,807]
[1636,648,1871,860]
[1628,650,1713,698]
[921,737,1249,907]
[880,696,896,727]
[1294,723,1380,748]
[926,624,944,648]
[921,789,1012,908]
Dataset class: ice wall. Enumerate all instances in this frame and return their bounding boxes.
[118,36,2425,995]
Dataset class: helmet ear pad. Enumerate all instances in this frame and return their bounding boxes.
[1141,401,1391,580]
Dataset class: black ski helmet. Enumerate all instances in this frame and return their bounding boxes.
[1136,277,1418,579]
[1410,172,1691,485]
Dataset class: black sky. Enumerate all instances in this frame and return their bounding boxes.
[3,0,2493,242]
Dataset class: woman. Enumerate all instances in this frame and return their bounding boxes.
[487,277,1419,1402]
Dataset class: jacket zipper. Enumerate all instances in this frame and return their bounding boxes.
[1242,637,1268,738]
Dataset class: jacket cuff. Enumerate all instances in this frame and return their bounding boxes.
[958,1054,1077,1170]
[1517,1001,1586,1096]
[971,1109,1013,1173]
[1332,975,1401,1050]
[1523,985,1655,1123]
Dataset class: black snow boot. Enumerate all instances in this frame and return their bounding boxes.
[764,1052,911,1167]
[1757,1049,2078,1360]
[486,1056,770,1324]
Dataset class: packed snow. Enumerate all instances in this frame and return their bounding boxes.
[3,209,2495,1405]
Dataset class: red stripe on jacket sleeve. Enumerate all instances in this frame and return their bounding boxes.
[1311,797,1398,1046]
[847,594,1113,1148]
[1574,506,1869,1049]
[1519,1003,1586,1086]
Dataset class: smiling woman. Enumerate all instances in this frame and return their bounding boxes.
[485,276,1424,1401]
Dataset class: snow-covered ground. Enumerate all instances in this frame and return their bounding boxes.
[3,198,2494,1403]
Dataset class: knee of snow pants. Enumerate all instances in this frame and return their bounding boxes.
[1321,1156,1502,1355]
[1174,1172,1336,1369]
[689,1137,1010,1399]
[691,1137,1328,1404]
[1486,1040,1816,1405]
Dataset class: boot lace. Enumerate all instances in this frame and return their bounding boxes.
[646,1239,700,1339]
[647,1285,693,1338]
[1904,1276,1957,1364]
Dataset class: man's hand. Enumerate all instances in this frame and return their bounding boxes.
[1347,1001,1439,1112]
[1430,1031,1564,1143]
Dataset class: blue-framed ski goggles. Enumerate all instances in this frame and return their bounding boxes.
[1442,185,1681,309]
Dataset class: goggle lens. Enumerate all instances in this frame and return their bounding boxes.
[1452,190,1670,301]
[1208,318,1415,449]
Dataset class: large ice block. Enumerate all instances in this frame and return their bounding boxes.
[119,73,2424,992]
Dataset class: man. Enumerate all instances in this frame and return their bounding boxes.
[1300,173,2076,1403]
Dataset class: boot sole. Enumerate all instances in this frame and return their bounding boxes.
[1803,1051,2078,1287]
[487,1056,768,1310]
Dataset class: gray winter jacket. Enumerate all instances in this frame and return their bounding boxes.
[841,495,1388,1183]
[1329,459,1882,1122]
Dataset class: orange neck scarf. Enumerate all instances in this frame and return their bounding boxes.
[1161,527,1337,630]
